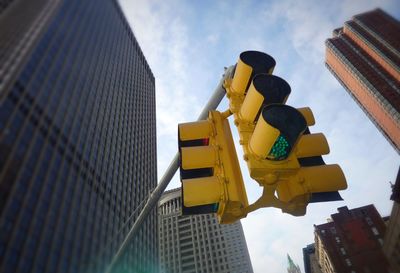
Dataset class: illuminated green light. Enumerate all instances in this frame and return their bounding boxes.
[268,135,291,160]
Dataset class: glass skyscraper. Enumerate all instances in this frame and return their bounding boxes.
[0,0,158,272]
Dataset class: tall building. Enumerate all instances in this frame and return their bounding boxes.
[325,9,400,153]
[303,244,322,273]
[158,188,253,273]
[0,0,158,272]
[383,167,400,273]
[287,254,301,273]
[314,205,388,273]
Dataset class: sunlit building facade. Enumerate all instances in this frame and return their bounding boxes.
[158,188,253,273]
[0,0,157,272]
[325,9,400,153]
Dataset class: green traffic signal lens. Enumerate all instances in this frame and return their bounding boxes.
[268,135,291,160]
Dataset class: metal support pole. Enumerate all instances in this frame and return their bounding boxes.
[105,66,234,273]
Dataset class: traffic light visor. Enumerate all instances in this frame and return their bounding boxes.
[239,74,291,123]
[249,105,307,160]
[231,51,276,95]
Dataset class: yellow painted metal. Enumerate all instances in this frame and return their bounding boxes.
[297,107,315,126]
[296,133,330,158]
[238,81,265,123]
[230,57,253,95]
[209,111,248,224]
[181,146,217,170]
[179,110,248,224]
[276,164,347,202]
[248,117,280,159]
[183,176,221,207]
[179,120,212,141]
[190,51,348,219]
[300,164,347,192]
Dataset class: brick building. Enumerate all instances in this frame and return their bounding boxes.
[325,9,400,153]
[314,205,388,273]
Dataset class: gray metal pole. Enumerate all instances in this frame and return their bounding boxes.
[105,66,234,273]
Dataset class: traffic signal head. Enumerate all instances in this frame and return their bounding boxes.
[224,50,347,217]
[248,104,307,161]
[177,50,347,221]
[178,111,248,224]
[274,108,348,210]
[178,120,218,214]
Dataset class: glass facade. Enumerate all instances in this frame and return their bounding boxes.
[0,0,158,272]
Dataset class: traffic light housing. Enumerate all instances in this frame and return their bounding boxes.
[225,50,347,217]
[178,50,347,222]
[178,111,248,224]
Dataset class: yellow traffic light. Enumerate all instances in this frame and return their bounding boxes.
[248,104,307,161]
[178,111,248,224]
[224,50,347,217]
[177,50,347,221]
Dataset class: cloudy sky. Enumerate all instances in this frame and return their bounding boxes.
[118,0,399,272]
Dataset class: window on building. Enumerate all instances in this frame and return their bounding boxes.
[340,248,346,255]
[345,258,352,266]
[365,217,373,226]
[371,227,379,235]
[335,237,341,243]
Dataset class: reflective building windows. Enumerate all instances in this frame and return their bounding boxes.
[0,0,157,272]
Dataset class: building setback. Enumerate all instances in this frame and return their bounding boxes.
[314,205,388,273]
[158,188,253,273]
[325,9,400,153]
[0,0,158,272]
